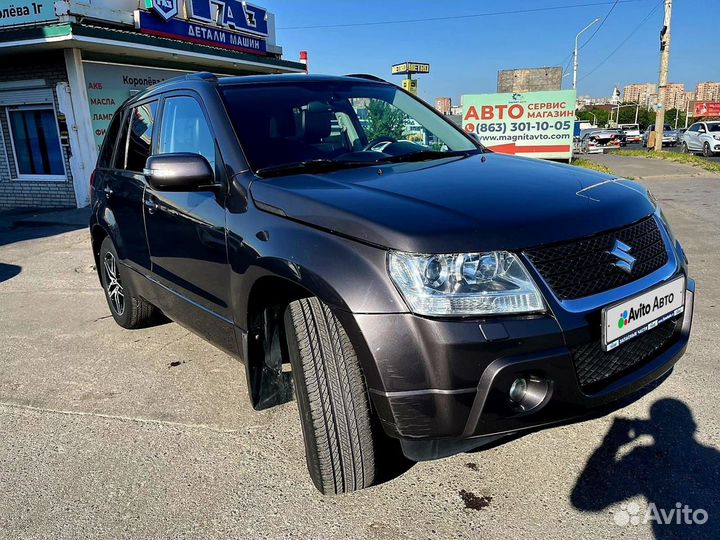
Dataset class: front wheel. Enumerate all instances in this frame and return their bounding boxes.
[681,142,689,154]
[284,297,376,494]
[704,142,713,157]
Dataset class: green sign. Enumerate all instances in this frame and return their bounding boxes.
[0,1,58,27]
[83,62,189,151]
[462,90,576,160]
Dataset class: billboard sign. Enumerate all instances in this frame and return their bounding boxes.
[138,11,266,54]
[462,90,576,159]
[693,101,720,117]
[0,1,57,27]
[391,62,430,75]
[138,0,268,55]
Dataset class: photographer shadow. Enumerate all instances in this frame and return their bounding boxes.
[571,398,720,539]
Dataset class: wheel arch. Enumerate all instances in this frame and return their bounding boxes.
[90,223,110,284]
[240,263,374,412]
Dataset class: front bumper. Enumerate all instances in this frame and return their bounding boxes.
[339,272,694,459]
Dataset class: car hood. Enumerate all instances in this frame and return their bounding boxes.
[249,153,656,253]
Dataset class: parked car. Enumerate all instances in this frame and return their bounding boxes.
[578,128,623,153]
[642,123,679,147]
[618,123,641,144]
[90,73,694,494]
[675,127,687,145]
[681,121,720,156]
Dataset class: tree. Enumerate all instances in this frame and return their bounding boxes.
[664,108,686,129]
[365,100,406,141]
[577,108,610,127]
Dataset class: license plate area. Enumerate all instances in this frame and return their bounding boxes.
[602,276,685,351]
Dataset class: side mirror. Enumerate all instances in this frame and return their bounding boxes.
[144,153,215,191]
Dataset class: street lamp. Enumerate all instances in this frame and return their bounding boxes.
[611,103,641,126]
[573,18,601,91]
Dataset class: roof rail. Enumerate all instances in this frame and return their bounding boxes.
[345,73,388,83]
[186,72,218,82]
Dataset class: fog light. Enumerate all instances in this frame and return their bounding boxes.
[509,378,528,403]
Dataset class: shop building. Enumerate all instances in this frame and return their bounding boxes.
[0,0,305,210]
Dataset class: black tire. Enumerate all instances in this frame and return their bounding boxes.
[681,142,689,154]
[99,236,159,329]
[704,142,712,158]
[284,297,376,494]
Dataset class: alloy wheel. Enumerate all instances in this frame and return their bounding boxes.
[704,143,711,157]
[103,252,125,315]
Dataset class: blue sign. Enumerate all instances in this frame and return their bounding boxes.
[138,10,267,55]
[187,0,268,37]
[151,0,178,21]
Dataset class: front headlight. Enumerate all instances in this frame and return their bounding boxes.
[712,134,720,140]
[388,251,544,317]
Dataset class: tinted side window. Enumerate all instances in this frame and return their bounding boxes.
[97,111,122,168]
[113,111,130,170]
[159,96,215,168]
[126,101,158,172]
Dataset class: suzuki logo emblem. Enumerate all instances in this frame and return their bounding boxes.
[608,239,636,273]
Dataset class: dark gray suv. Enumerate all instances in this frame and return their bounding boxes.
[90,73,694,494]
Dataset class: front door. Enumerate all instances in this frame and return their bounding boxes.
[143,94,234,353]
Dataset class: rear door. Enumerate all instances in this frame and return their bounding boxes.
[143,92,234,352]
[99,101,157,272]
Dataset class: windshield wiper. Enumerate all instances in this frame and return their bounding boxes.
[255,158,377,178]
[376,149,478,164]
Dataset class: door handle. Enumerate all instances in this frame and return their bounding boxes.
[103,186,113,198]
[144,197,158,214]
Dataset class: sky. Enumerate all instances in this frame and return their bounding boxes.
[262,0,720,104]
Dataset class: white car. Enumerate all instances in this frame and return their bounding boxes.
[618,123,641,144]
[681,121,720,157]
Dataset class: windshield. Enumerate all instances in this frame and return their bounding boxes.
[220,80,479,175]
[707,123,720,132]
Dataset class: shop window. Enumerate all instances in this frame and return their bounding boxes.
[159,97,215,169]
[6,106,65,179]
[126,101,157,172]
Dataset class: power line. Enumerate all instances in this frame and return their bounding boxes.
[579,0,663,82]
[559,0,620,73]
[579,0,620,51]
[279,0,649,30]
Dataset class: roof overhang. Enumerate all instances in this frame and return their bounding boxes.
[0,23,305,75]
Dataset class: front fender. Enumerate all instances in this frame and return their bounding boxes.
[227,208,409,331]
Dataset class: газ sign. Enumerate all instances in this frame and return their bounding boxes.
[462,90,576,160]
[137,0,269,55]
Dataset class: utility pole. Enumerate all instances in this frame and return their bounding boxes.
[573,18,600,90]
[653,0,672,152]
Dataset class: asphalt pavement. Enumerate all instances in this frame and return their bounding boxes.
[1,168,719,539]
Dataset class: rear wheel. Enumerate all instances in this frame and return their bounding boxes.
[284,297,376,494]
[99,236,160,329]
